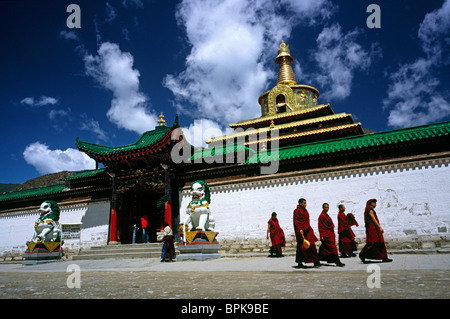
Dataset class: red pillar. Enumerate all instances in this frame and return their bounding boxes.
[109,208,118,243]
[164,200,172,228]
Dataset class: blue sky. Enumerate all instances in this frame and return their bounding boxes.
[0,0,449,184]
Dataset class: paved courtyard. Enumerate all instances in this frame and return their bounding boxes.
[0,253,449,300]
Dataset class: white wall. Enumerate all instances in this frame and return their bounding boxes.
[179,159,450,243]
[0,200,110,255]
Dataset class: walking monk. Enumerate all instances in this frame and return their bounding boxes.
[359,199,392,263]
[318,203,345,267]
[293,198,320,268]
[337,204,358,258]
[266,212,285,257]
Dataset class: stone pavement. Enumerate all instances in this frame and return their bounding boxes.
[0,252,449,300]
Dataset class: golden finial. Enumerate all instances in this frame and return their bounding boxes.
[274,40,296,85]
[275,40,294,63]
[278,40,290,54]
[158,112,166,126]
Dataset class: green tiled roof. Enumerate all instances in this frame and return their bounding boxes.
[62,168,106,181]
[0,184,65,202]
[250,120,450,164]
[2,121,447,204]
[191,142,256,162]
[76,125,173,157]
[0,169,107,203]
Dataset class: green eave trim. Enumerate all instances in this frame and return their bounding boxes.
[76,125,173,157]
[190,142,256,161]
[0,184,65,203]
[62,168,106,181]
[249,120,450,164]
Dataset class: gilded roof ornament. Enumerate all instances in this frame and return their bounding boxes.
[158,112,166,126]
[274,40,296,84]
[278,41,289,54]
[275,40,294,63]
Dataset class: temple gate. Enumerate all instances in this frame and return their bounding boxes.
[77,113,181,244]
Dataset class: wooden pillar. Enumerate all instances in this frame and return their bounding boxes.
[161,163,173,228]
[108,172,119,244]
[109,208,118,243]
[164,200,172,228]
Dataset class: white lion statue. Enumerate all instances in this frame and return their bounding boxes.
[183,180,215,234]
[31,200,62,243]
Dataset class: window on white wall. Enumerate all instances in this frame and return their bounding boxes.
[62,223,82,239]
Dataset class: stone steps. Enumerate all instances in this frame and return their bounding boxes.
[72,243,178,260]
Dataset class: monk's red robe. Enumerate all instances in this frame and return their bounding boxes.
[293,205,319,264]
[318,211,340,263]
[359,206,388,260]
[337,211,358,255]
[268,218,285,255]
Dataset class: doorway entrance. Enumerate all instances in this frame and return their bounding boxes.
[117,185,165,244]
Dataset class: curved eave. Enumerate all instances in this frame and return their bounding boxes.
[190,143,256,162]
[0,184,66,203]
[249,120,450,164]
[229,104,332,128]
[245,123,362,146]
[76,125,177,162]
[208,113,355,144]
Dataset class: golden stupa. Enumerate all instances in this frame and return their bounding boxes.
[206,41,363,147]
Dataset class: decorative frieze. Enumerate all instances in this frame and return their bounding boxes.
[180,153,450,194]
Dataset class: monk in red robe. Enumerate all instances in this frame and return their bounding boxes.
[266,212,285,257]
[318,203,345,267]
[337,204,358,257]
[293,198,320,268]
[359,199,392,263]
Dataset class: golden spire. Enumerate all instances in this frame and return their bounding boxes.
[157,112,166,126]
[274,40,296,85]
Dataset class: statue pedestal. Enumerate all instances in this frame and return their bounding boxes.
[22,242,64,265]
[177,231,221,261]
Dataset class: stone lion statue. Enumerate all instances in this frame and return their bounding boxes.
[183,180,215,232]
[30,200,62,243]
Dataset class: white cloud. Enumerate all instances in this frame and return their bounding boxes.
[48,108,70,120]
[182,118,233,148]
[312,24,378,100]
[384,56,450,127]
[80,114,110,143]
[163,0,334,126]
[20,96,58,107]
[280,0,335,25]
[20,97,35,105]
[84,42,158,134]
[23,142,96,175]
[59,30,79,41]
[384,0,450,128]
[105,2,118,23]
[418,0,450,61]
[122,0,143,8]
